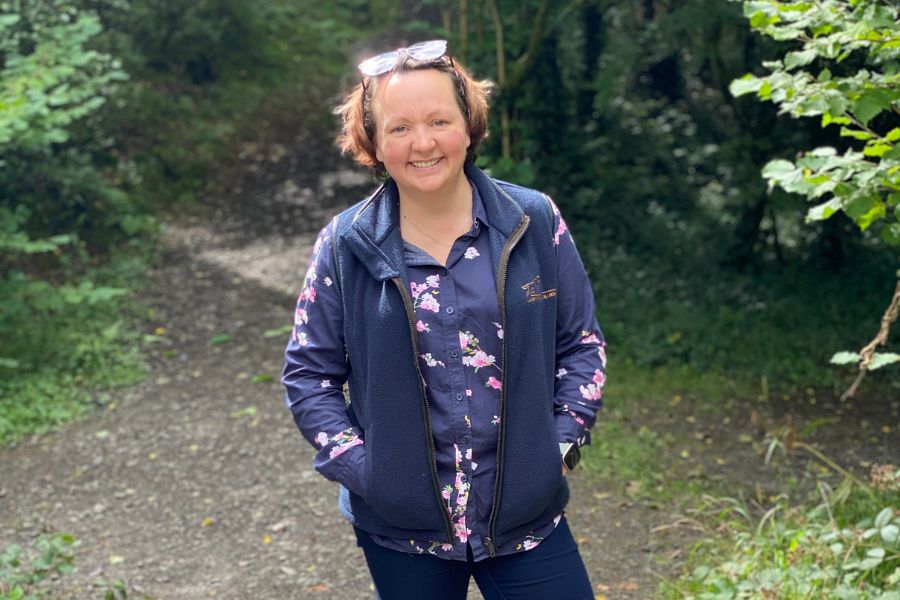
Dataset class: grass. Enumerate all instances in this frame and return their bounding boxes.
[0,256,149,445]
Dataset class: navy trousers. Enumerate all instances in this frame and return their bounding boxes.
[354,517,594,600]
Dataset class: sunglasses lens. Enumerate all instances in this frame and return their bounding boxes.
[406,40,447,61]
[358,50,399,77]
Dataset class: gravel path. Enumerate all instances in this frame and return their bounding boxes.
[0,149,664,598]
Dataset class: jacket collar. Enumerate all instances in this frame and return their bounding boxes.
[341,163,525,281]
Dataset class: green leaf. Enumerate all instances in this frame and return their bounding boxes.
[869,353,900,370]
[859,547,885,570]
[208,333,232,346]
[853,89,894,126]
[883,223,900,245]
[864,142,892,158]
[840,127,872,141]
[881,524,899,544]
[807,198,843,222]
[830,351,861,365]
[784,49,817,69]
[886,128,900,143]
[230,406,258,418]
[250,373,274,384]
[844,195,885,230]
[729,74,764,97]
[262,325,294,338]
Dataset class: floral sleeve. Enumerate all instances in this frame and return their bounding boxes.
[282,224,366,498]
[547,197,607,446]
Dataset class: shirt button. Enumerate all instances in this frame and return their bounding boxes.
[450,350,459,358]
[445,306,454,315]
[460,474,468,483]
[442,269,449,276]
[461,436,470,444]
[455,392,463,401]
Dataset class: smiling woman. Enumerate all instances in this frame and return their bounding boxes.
[282,40,607,600]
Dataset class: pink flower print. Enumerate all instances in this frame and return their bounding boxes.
[464,247,480,260]
[307,287,316,303]
[580,330,601,345]
[425,274,440,288]
[315,432,329,447]
[522,537,541,551]
[471,461,478,472]
[454,518,468,543]
[485,376,502,390]
[556,368,568,379]
[324,276,333,287]
[420,353,445,368]
[464,350,496,370]
[493,322,503,339]
[410,281,428,299]
[553,217,569,246]
[442,484,453,500]
[295,331,309,346]
[592,369,606,386]
[580,382,603,402]
[491,415,501,425]
[465,389,472,397]
[419,293,440,313]
[441,543,453,551]
[416,320,431,333]
[459,331,471,349]
[454,444,463,465]
[598,345,607,367]
[294,307,308,326]
[553,514,562,527]
[329,433,363,459]
[320,379,332,388]
[465,448,472,461]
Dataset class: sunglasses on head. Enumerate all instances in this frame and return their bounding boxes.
[358,40,449,77]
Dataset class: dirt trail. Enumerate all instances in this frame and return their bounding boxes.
[0,145,666,598]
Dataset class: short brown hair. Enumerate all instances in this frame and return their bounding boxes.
[335,56,492,178]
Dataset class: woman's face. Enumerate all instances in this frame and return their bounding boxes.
[371,69,470,201]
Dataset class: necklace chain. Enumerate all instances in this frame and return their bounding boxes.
[401,212,473,248]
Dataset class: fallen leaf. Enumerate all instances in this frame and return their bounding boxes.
[154,327,166,336]
[595,595,608,600]
[202,517,215,527]
[189,444,199,453]
[109,555,125,565]
[230,406,258,418]
[95,430,110,440]
[208,333,232,346]
[250,374,274,384]
[148,452,157,460]
[262,534,272,545]
[306,584,329,592]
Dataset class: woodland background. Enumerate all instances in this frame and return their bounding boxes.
[1,0,898,598]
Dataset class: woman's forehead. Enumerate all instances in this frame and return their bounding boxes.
[375,69,458,111]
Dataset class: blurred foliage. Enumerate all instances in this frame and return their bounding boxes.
[418,0,899,389]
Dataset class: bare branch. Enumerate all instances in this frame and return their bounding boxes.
[842,278,900,400]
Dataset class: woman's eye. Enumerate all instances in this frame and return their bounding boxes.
[391,126,407,133]
[433,119,448,126]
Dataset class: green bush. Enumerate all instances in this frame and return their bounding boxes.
[663,482,900,599]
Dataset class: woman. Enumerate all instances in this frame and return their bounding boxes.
[282,40,606,599]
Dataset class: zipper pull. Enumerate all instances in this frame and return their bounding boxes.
[485,537,495,557]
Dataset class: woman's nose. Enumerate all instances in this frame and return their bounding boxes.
[411,128,435,151]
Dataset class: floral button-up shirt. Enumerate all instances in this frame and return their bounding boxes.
[283,183,606,561]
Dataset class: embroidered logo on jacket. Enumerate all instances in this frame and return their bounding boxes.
[522,276,557,303]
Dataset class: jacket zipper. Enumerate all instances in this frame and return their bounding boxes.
[484,213,530,557]
[392,277,455,544]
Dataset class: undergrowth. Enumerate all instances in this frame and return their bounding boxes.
[660,480,900,599]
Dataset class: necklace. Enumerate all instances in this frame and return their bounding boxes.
[401,212,473,248]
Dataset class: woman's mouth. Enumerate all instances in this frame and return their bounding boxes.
[410,158,441,168]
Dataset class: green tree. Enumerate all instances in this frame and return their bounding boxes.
[730,0,900,393]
